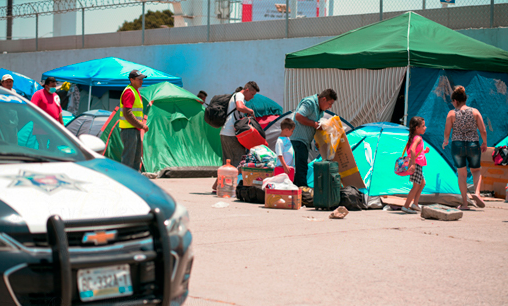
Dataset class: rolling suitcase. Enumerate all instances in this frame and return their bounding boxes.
[313,161,341,210]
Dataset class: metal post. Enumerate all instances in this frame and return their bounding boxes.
[142,2,145,45]
[490,0,494,28]
[379,0,383,21]
[88,85,92,111]
[35,13,39,51]
[404,66,410,126]
[207,0,211,42]
[285,0,289,38]
[82,8,85,48]
[6,0,12,40]
[422,0,425,10]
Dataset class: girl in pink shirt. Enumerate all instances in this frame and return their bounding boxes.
[402,116,430,214]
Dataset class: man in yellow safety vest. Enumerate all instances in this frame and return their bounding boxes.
[119,70,149,170]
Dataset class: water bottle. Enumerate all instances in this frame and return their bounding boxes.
[217,159,238,198]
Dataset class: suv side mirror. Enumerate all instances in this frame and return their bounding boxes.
[78,134,106,153]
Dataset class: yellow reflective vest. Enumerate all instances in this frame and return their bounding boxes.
[119,85,143,129]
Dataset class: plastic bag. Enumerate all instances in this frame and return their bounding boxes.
[249,145,277,163]
[261,173,299,191]
[314,116,345,160]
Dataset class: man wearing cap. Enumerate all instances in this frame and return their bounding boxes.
[31,77,64,125]
[119,70,149,171]
[1,74,15,93]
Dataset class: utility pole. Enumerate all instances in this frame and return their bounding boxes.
[6,0,12,40]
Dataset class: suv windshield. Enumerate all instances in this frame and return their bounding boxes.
[0,88,86,163]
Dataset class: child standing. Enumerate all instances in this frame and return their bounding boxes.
[402,116,430,214]
[274,118,296,182]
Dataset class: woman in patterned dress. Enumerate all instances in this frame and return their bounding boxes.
[443,86,488,210]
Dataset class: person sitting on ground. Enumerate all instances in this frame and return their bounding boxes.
[442,85,487,210]
[290,89,337,187]
[197,90,208,105]
[212,81,260,192]
[402,116,430,214]
[274,118,296,182]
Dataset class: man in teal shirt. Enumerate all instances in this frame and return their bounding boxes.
[290,89,337,187]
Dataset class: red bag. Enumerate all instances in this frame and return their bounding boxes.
[234,117,268,150]
[492,146,508,166]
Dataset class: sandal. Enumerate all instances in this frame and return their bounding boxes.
[457,206,470,211]
[471,194,485,208]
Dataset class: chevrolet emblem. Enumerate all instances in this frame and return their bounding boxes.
[82,230,118,245]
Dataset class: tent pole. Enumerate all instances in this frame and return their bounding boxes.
[88,85,92,111]
[404,66,410,126]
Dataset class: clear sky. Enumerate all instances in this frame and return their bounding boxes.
[0,0,503,40]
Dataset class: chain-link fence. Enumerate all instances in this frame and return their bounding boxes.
[1,0,507,52]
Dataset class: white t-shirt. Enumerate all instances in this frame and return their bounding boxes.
[275,136,295,167]
[220,92,245,136]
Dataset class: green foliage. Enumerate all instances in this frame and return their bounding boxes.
[118,10,174,31]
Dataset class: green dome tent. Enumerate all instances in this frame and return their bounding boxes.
[101,82,222,176]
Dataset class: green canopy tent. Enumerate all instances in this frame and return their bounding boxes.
[284,11,508,126]
[101,82,222,177]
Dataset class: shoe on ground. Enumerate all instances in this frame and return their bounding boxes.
[410,204,421,211]
[402,207,417,214]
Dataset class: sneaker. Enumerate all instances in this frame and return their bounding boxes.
[410,204,421,211]
[402,207,417,214]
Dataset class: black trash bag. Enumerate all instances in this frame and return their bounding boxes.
[300,186,314,207]
[236,180,265,204]
[339,186,367,211]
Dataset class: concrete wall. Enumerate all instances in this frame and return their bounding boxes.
[1,3,507,54]
[1,29,507,109]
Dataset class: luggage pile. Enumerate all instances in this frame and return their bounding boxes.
[236,145,277,203]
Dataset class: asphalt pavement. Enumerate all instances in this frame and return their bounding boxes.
[153,178,508,306]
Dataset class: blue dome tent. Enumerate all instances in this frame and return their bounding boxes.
[41,57,182,113]
[0,68,42,99]
[348,122,466,207]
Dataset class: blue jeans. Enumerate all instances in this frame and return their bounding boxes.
[451,141,481,169]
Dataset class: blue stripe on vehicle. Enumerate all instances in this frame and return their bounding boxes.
[0,95,26,104]
[76,158,175,219]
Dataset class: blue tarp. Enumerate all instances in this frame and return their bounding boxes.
[41,57,183,88]
[407,67,508,168]
[0,68,42,99]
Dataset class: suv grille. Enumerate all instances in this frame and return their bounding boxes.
[14,225,151,248]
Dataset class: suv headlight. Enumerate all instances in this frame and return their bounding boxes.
[164,203,190,235]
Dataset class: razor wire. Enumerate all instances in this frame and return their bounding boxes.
[0,0,180,19]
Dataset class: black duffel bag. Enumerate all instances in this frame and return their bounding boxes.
[236,180,265,204]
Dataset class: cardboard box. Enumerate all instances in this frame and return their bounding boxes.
[480,147,508,199]
[241,167,274,187]
[319,133,366,189]
[265,189,302,209]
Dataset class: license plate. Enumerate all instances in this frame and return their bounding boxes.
[77,264,133,302]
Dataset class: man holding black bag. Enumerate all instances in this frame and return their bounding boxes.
[211,81,259,192]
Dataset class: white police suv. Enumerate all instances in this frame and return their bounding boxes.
[0,87,192,305]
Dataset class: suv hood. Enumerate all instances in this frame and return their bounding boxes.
[0,162,151,233]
